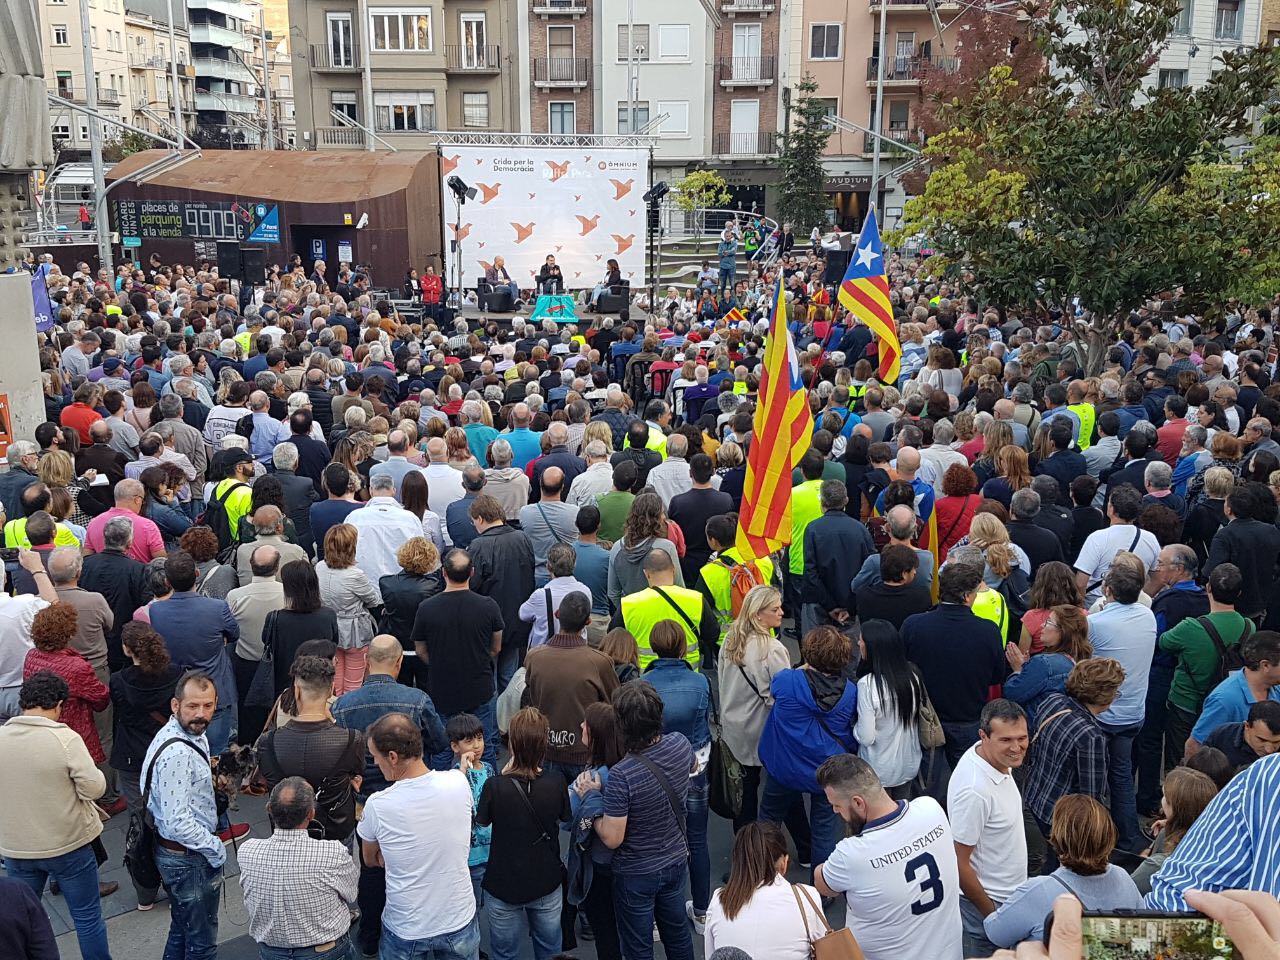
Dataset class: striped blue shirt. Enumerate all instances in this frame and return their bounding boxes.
[1146,752,1280,910]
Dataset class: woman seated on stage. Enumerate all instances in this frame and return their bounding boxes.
[588,258,622,310]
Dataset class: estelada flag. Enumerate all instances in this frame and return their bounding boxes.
[735,280,813,561]
[838,208,902,384]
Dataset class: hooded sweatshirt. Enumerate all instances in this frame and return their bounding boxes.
[607,535,685,607]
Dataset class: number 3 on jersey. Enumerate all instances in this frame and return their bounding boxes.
[905,852,944,915]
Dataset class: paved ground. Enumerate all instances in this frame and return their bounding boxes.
[52,773,833,959]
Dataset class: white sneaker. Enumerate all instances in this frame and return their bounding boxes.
[686,900,707,936]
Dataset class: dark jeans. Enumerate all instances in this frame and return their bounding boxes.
[613,860,694,960]
[579,861,621,960]
[233,649,268,746]
[1135,659,1175,814]
[497,642,526,696]
[737,765,812,863]
[432,697,499,771]
[1034,814,1059,875]
[155,848,222,960]
[942,719,980,771]
[357,837,385,955]
[758,772,843,871]
[1165,703,1198,771]
[258,934,355,959]
[1099,719,1144,851]
[396,653,430,692]
[686,771,710,914]
[379,916,480,960]
[6,842,112,960]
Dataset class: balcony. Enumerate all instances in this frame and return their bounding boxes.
[865,55,958,83]
[316,125,366,148]
[713,131,778,157]
[196,90,257,114]
[51,85,122,106]
[189,22,255,52]
[532,0,588,16]
[194,56,257,83]
[187,0,252,21]
[308,43,360,71]
[862,127,922,154]
[716,55,775,87]
[721,0,775,13]
[444,44,500,72]
[533,56,590,88]
[869,0,961,9]
[129,53,167,69]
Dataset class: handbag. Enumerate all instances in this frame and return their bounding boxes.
[916,685,946,750]
[708,734,744,820]
[124,737,209,892]
[791,883,866,960]
[244,611,279,710]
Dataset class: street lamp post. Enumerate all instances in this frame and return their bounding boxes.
[78,0,111,273]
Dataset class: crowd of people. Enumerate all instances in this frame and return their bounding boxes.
[0,241,1279,960]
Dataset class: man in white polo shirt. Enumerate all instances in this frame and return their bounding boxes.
[946,699,1030,958]
[815,754,962,960]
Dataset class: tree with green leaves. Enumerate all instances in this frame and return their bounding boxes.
[894,0,1280,372]
[673,168,732,253]
[774,75,833,234]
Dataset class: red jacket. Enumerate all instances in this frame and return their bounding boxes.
[420,274,444,305]
[60,403,103,446]
[23,648,109,763]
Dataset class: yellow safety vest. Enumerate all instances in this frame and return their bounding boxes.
[3,519,81,549]
[698,549,776,630]
[621,585,704,669]
[732,382,748,395]
[788,480,825,575]
[631,424,668,462]
[971,588,1009,646]
[1067,402,1096,451]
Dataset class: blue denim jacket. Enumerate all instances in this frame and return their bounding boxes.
[332,674,448,797]
[643,658,711,749]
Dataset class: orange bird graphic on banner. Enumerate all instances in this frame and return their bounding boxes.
[478,260,493,273]
[612,234,635,255]
[610,178,634,200]
[545,160,570,182]
[451,223,472,242]
[511,222,535,243]
[576,214,600,236]
[528,192,536,200]
[441,154,460,175]
[574,195,582,202]
[476,183,501,204]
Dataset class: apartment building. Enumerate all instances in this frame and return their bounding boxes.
[189,0,260,145]
[1146,0,1263,90]
[124,4,197,140]
[289,0,519,149]
[1265,0,1280,43]
[45,0,134,151]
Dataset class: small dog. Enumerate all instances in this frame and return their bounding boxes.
[212,744,256,811]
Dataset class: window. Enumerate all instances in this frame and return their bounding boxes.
[374,90,435,130]
[655,99,688,134]
[888,100,910,130]
[327,13,354,66]
[1158,68,1188,88]
[331,90,358,122]
[91,26,99,46]
[617,100,649,133]
[617,24,649,61]
[1215,0,1241,37]
[52,23,69,44]
[370,7,432,51]
[460,13,488,66]
[549,101,575,134]
[462,91,489,127]
[56,71,73,96]
[809,23,841,59]
[51,119,70,138]
[1172,0,1191,33]
[77,117,90,141]
[656,24,689,60]
[815,96,838,121]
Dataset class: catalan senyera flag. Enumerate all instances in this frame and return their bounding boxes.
[735,281,813,561]
[838,208,902,384]
[723,306,747,325]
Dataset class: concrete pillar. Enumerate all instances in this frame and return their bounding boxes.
[0,271,50,452]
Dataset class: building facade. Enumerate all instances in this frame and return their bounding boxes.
[124,6,197,140]
[189,0,261,145]
[289,0,520,149]
[44,0,134,152]
[1146,0,1263,90]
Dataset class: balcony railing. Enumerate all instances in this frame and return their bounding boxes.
[52,85,122,105]
[715,55,776,85]
[316,125,365,148]
[194,56,257,82]
[870,0,960,8]
[865,55,958,81]
[531,0,588,14]
[713,131,778,156]
[309,43,360,70]
[862,127,921,153]
[129,53,167,69]
[533,56,590,86]
[721,0,775,12]
[444,44,500,71]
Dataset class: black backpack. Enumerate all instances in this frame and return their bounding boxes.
[197,481,248,557]
[1195,616,1253,695]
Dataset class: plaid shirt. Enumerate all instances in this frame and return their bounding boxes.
[1023,693,1110,824]
[238,828,359,948]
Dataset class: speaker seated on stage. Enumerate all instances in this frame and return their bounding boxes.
[588,259,622,310]
[483,256,521,308]
[536,255,564,295]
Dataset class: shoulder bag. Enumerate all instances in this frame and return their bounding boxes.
[652,585,700,641]
[791,883,866,960]
[916,682,946,750]
[708,663,765,820]
[124,737,209,892]
[244,610,279,710]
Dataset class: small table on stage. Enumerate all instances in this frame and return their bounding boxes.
[529,294,577,324]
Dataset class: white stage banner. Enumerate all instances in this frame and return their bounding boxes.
[439,146,648,293]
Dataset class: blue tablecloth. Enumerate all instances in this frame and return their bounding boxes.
[529,294,577,324]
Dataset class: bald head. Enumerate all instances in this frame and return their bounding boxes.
[541,466,565,500]
[994,398,1014,420]
[426,437,448,462]
[896,446,921,476]
[366,634,404,673]
[252,505,283,535]
[886,504,918,542]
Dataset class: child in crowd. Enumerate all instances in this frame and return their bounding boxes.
[448,713,493,907]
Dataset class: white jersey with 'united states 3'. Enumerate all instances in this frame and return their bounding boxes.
[820,797,963,960]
